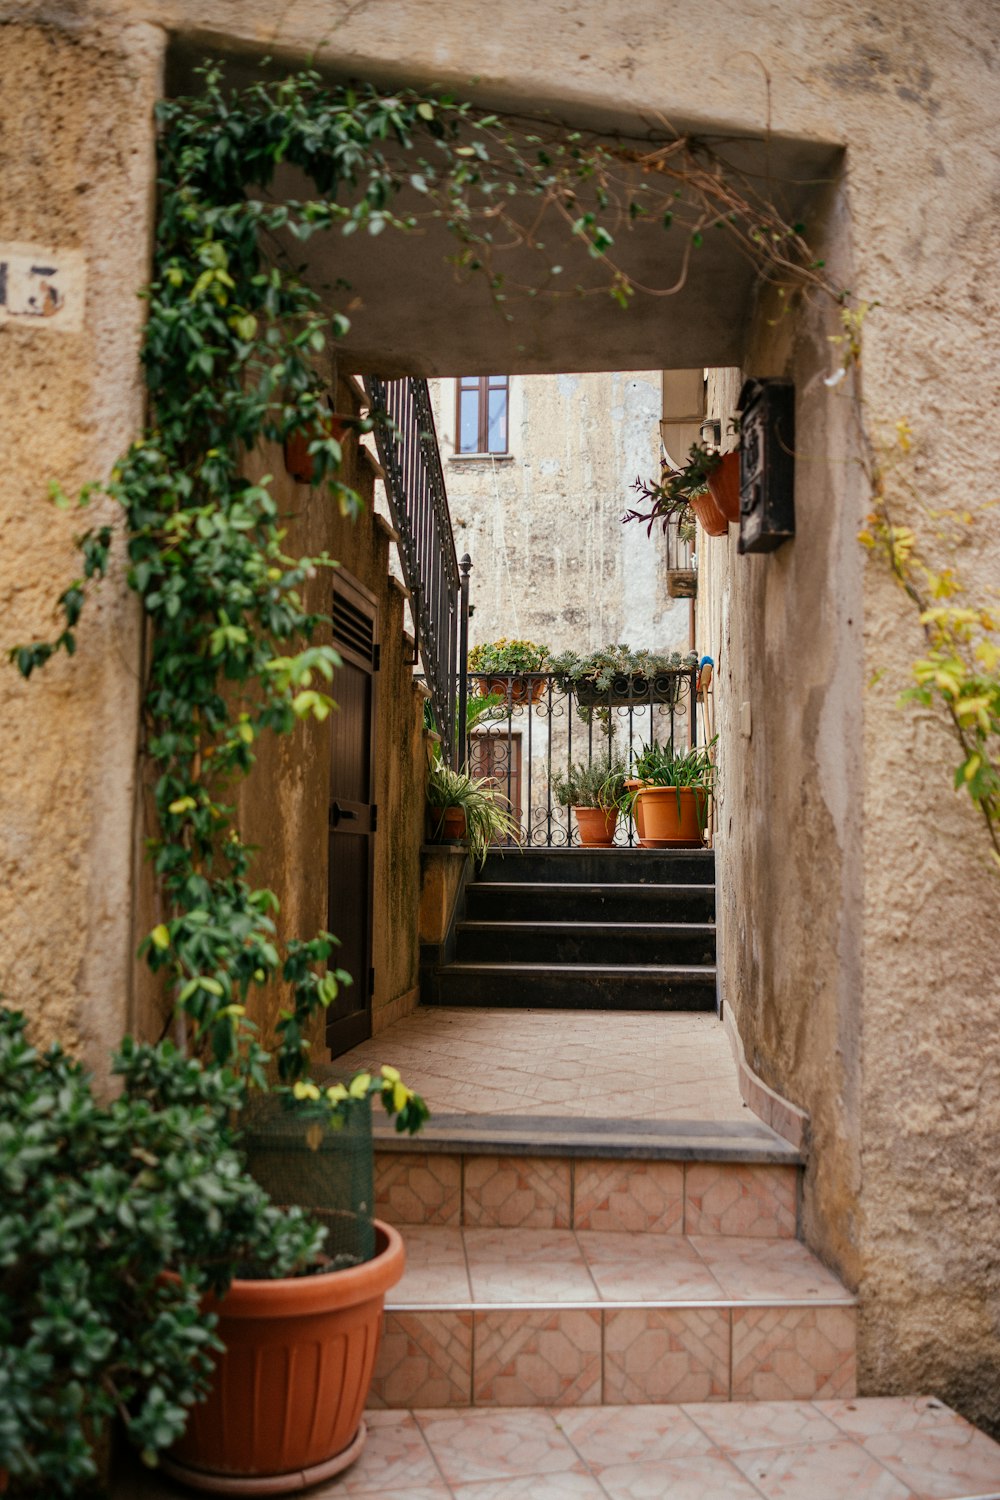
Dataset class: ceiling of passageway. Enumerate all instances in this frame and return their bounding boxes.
[168,44,841,377]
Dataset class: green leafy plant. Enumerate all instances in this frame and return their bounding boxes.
[632,739,715,789]
[551,754,628,810]
[426,761,520,863]
[623,445,722,535]
[468,638,551,675]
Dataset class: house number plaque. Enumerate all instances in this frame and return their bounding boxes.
[737,378,795,554]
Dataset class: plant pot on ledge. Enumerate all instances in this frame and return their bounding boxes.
[162,1221,405,1495]
[573,805,618,847]
[689,488,729,538]
[634,786,708,848]
[707,449,740,523]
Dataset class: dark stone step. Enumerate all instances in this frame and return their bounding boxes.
[478,848,715,886]
[424,962,717,1010]
[454,920,716,967]
[465,881,716,923]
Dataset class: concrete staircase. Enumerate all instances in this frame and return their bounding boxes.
[370,1120,857,1410]
[422,848,718,1011]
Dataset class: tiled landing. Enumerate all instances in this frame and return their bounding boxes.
[119,1397,1000,1498]
[338,1008,747,1121]
[371,1226,856,1409]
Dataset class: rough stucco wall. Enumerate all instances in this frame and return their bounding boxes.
[0,18,162,1083]
[3,0,999,1428]
[428,374,690,656]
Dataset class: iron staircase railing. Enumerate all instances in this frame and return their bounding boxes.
[364,376,468,767]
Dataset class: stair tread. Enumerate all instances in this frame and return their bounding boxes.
[441,961,717,974]
[458,920,717,932]
[387,1225,854,1310]
[472,882,716,892]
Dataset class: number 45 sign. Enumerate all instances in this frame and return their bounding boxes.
[0,242,85,332]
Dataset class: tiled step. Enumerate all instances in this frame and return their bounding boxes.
[479,848,716,885]
[453,919,717,966]
[370,1224,856,1408]
[465,879,717,922]
[424,961,717,1010]
[122,1397,1000,1499]
[375,1149,800,1232]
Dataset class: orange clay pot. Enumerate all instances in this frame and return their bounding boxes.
[635,786,708,848]
[573,805,618,847]
[162,1221,404,1495]
[707,450,741,523]
[283,412,350,485]
[476,674,546,704]
[427,805,466,843]
[689,487,729,538]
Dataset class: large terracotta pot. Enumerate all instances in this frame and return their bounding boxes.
[162,1221,404,1495]
[635,786,708,847]
[689,488,729,538]
[427,805,466,842]
[707,450,740,523]
[624,779,651,841]
[573,805,617,847]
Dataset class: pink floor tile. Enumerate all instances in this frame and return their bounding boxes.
[393,1225,472,1304]
[573,1159,685,1234]
[691,1234,853,1302]
[473,1308,602,1406]
[685,1162,797,1238]
[731,1306,857,1401]
[369,1311,473,1408]
[861,1423,1000,1498]
[556,1403,714,1468]
[463,1227,598,1302]
[816,1394,971,1438]
[681,1397,842,1451]
[596,1450,767,1499]
[325,1409,445,1495]
[577,1230,726,1302]
[451,1475,607,1499]
[375,1152,462,1226]
[729,1437,915,1499]
[603,1307,730,1404]
[416,1407,586,1485]
[464,1155,572,1228]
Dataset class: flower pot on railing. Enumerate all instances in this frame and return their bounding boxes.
[633,786,708,848]
[476,674,546,705]
[573,806,618,847]
[689,488,729,538]
[575,673,684,708]
[707,450,740,523]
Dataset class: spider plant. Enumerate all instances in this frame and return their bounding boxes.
[426,761,521,865]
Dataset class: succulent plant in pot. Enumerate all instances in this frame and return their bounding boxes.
[551,754,628,847]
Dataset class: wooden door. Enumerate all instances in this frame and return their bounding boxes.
[327,572,379,1056]
[470,731,522,839]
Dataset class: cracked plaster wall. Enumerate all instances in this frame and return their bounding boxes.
[1,0,998,1427]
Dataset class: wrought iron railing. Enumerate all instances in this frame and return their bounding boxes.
[365,376,466,766]
[463,668,699,846]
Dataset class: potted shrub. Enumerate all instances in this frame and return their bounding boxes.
[623,445,729,539]
[551,755,628,846]
[468,637,551,704]
[0,1008,427,1498]
[426,760,520,860]
[629,740,715,847]
[283,397,354,485]
[550,644,698,709]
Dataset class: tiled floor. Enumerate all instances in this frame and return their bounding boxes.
[118,1398,1000,1498]
[336,1008,746,1121]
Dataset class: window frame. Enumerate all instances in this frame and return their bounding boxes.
[455,374,509,455]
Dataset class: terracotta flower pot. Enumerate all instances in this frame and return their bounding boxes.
[634,786,708,847]
[163,1221,404,1495]
[707,449,740,523]
[689,488,729,538]
[284,412,350,485]
[476,674,546,705]
[433,805,466,842]
[624,778,651,841]
[573,805,617,847]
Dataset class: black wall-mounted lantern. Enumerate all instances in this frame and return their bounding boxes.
[737,379,795,554]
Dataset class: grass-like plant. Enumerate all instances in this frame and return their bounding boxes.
[426,761,521,863]
[551,754,628,810]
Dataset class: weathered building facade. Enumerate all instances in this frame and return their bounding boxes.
[1,0,998,1430]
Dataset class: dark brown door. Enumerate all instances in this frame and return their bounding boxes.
[470,731,522,838]
[327,572,379,1056]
